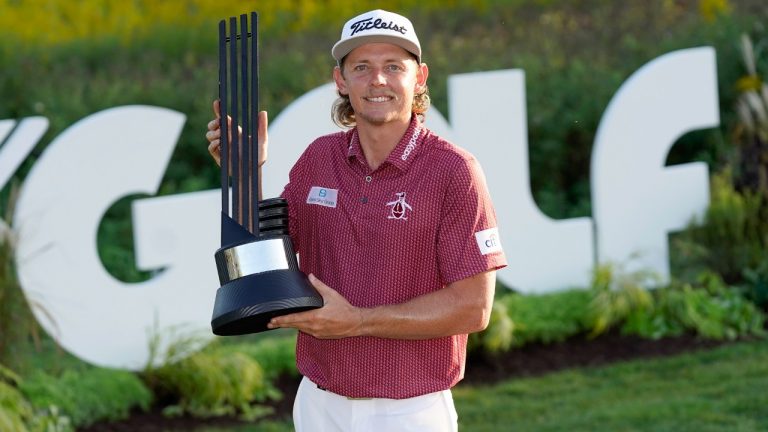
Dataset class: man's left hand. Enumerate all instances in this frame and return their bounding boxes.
[267,274,365,339]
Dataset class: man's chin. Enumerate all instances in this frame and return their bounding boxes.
[357,113,405,126]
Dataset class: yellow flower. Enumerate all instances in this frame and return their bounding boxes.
[736,75,763,93]
[699,0,731,22]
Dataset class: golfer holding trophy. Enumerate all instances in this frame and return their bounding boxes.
[206,9,507,431]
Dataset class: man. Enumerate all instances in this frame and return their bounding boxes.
[206,9,506,431]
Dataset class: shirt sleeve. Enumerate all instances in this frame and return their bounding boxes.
[436,156,507,284]
[280,146,313,255]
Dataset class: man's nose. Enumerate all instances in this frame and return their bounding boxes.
[370,68,386,86]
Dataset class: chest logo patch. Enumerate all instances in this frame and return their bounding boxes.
[386,192,413,220]
[306,186,338,208]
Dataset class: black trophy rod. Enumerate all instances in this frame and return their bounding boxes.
[228,16,240,226]
[250,11,260,236]
[218,20,229,221]
[239,13,251,233]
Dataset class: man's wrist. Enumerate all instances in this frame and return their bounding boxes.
[357,307,371,337]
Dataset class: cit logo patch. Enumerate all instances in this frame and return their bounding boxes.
[386,192,412,220]
[475,227,503,255]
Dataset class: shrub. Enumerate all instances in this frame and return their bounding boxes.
[623,272,766,340]
[587,263,656,337]
[671,170,768,291]
[225,335,298,380]
[19,367,151,428]
[0,364,33,432]
[471,286,599,355]
[0,188,46,370]
[142,340,279,421]
[502,288,592,347]
[1,364,73,432]
[741,259,768,307]
[586,259,765,340]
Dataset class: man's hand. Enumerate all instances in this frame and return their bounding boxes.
[268,274,365,339]
[206,99,269,168]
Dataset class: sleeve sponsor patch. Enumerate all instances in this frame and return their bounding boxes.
[306,186,338,208]
[475,227,503,255]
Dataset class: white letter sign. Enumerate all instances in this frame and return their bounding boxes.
[591,47,719,281]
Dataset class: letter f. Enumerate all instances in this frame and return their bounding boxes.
[591,48,719,282]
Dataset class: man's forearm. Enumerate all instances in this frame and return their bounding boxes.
[357,271,495,339]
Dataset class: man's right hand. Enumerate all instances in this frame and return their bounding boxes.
[206,99,269,168]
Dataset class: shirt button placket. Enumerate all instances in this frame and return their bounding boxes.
[359,174,372,205]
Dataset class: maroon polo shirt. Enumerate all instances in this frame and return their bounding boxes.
[281,116,507,399]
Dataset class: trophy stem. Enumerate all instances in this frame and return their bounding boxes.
[218,20,229,220]
[250,11,259,233]
[228,16,240,229]
[239,13,251,233]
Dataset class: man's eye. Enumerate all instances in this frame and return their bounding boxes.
[353,65,367,71]
[386,65,403,72]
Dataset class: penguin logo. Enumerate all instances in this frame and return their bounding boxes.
[386,192,412,220]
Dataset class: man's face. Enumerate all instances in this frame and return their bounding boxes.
[334,43,428,127]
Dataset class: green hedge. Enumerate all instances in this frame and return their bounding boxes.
[19,367,151,428]
[140,336,295,421]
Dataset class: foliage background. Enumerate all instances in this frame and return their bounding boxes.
[1,0,765,219]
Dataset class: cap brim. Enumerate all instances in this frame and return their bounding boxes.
[332,35,421,63]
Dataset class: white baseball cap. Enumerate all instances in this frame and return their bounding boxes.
[332,9,422,64]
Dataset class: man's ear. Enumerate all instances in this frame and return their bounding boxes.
[333,66,348,96]
[415,62,429,94]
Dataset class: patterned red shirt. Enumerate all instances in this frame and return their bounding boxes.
[281,116,507,399]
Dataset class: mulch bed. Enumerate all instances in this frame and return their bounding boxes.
[79,331,729,432]
[463,330,725,385]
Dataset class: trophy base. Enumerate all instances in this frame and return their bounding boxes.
[211,269,324,336]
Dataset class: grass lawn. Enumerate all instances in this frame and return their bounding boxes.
[203,339,768,431]
[454,339,768,431]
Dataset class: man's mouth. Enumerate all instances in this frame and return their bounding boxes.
[364,96,393,103]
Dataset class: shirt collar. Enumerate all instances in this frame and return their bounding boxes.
[346,129,365,162]
[346,116,425,173]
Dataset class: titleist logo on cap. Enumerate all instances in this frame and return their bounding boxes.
[349,17,408,36]
[331,10,421,62]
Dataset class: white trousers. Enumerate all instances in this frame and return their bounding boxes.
[293,377,459,432]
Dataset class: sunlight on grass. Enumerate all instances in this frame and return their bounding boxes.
[454,340,768,431]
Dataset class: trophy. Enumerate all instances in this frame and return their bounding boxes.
[211,12,323,336]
